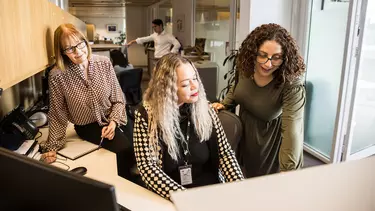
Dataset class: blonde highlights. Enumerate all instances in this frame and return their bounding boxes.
[144,53,213,161]
[53,23,92,71]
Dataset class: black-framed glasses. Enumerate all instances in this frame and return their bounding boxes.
[63,41,86,54]
[256,53,284,66]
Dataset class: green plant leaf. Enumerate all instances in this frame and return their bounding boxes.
[219,49,239,100]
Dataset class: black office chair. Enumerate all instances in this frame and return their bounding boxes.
[120,46,129,60]
[116,68,143,120]
[116,68,146,187]
[217,110,242,153]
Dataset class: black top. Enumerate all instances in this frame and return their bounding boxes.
[133,102,244,199]
[161,104,219,188]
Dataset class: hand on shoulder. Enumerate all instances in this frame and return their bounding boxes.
[211,102,225,112]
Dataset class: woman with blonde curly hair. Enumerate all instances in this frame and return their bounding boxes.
[213,23,306,177]
[133,53,243,199]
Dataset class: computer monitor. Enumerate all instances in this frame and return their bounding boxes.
[0,147,119,211]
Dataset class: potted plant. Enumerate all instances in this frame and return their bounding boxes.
[94,33,100,44]
[115,31,126,45]
[218,49,239,101]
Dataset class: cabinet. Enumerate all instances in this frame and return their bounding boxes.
[86,24,96,41]
[0,0,86,90]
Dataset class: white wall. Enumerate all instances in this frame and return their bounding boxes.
[172,0,194,47]
[78,17,125,42]
[239,0,293,44]
[126,6,148,66]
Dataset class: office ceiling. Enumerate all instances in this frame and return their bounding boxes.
[69,0,161,7]
[197,0,230,8]
[69,0,230,18]
[69,0,230,8]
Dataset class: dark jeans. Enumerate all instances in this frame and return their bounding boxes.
[74,121,140,184]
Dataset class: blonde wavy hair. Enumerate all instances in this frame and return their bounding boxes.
[143,53,213,161]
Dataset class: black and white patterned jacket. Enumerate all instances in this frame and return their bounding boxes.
[133,103,244,199]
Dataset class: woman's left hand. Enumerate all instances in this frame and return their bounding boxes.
[102,121,117,140]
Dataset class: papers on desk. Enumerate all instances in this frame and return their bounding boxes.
[57,139,99,160]
[14,139,39,159]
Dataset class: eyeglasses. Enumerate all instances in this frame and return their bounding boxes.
[63,41,86,54]
[256,53,284,66]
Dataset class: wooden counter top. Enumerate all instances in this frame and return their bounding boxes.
[90,44,122,50]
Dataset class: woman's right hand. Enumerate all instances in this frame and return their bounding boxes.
[40,151,57,164]
[212,103,225,112]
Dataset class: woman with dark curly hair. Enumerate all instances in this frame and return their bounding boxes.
[213,23,306,177]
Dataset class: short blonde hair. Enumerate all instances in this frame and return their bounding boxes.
[53,23,92,71]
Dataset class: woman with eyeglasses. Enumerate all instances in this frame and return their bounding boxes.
[212,23,306,178]
[40,23,138,183]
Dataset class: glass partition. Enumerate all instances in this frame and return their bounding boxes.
[159,1,173,34]
[344,0,375,159]
[195,0,236,100]
[304,1,350,159]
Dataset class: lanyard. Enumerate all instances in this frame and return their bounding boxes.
[181,119,191,165]
[179,119,193,186]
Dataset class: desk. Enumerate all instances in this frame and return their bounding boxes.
[172,157,375,211]
[39,126,175,211]
[183,54,211,62]
[91,44,122,51]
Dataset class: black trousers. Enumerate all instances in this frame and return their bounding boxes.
[74,121,138,183]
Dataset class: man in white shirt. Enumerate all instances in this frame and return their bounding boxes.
[126,19,181,59]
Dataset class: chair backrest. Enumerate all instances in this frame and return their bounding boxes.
[121,46,129,60]
[196,64,218,102]
[217,110,242,153]
[116,68,143,106]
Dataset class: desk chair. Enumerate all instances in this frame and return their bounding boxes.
[116,68,145,187]
[217,110,242,153]
[121,46,129,60]
[197,65,218,102]
[116,68,143,121]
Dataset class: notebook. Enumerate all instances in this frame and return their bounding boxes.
[57,139,99,160]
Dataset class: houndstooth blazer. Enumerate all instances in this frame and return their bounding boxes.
[133,103,244,199]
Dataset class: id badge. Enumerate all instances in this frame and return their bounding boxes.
[179,164,193,186]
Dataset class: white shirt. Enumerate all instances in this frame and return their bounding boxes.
[136,31,181,58]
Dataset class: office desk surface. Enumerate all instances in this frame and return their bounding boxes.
[194,61,218,68]
[91,44,122,50]
[39,126,175,211]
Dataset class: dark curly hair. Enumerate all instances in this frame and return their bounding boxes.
[237,23,305,88]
